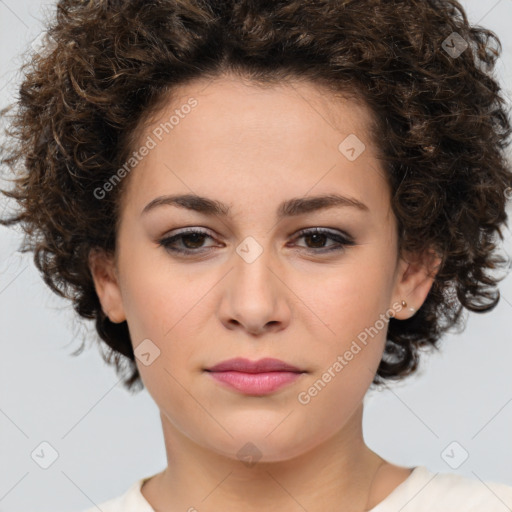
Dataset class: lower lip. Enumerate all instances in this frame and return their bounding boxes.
[207,371,303,395]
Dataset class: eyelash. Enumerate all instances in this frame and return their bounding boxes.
[158,227,355,256]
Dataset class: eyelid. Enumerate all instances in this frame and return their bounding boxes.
[292,226,354,242]
[160,225,353,241]
[157,226,355,256]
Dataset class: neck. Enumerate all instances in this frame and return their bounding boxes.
[142,403,396,512]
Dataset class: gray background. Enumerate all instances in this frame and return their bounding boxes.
[1,1,511,511]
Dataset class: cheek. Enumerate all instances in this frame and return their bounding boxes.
[118,244,202,340]
[118,249,216,392]
[123,264,204,418]
[292,269,390,429]
[292,258,392,350]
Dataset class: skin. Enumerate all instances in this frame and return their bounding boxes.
[89,73,440,512]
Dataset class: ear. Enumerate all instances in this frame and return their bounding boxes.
[390,247,442,320]
[88,248,126,323]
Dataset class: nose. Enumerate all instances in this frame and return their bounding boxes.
[217,244,292,336]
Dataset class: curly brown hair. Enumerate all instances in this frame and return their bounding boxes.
[1,0,511,392]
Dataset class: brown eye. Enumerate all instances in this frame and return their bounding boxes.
[158,227,355,257]
[158,229,216,255]
[291,228,355,254]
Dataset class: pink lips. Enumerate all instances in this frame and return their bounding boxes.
[205,357,305,395]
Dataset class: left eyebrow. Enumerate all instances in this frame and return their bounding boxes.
[141,192,370,219]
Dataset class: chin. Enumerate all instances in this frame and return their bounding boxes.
[201,426,325,465]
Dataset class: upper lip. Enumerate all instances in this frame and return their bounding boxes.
[206,357,303,373]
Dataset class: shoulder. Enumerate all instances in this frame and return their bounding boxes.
[429,469,512,509]
[77,478,154,512]
[374,466,512,512]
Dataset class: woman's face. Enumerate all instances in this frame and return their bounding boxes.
[91,74,436,462]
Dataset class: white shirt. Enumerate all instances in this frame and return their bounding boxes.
[80,466,512,511]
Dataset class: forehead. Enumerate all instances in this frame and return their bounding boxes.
[121,74,389,221]
[145,74,377,147]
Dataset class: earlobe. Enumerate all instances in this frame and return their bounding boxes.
[88,249,126,323]
[391,248,442,320]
